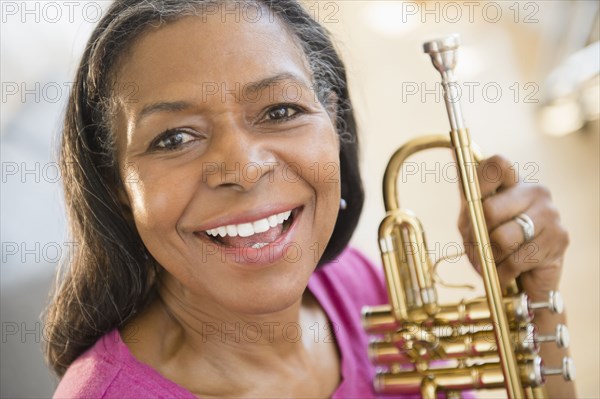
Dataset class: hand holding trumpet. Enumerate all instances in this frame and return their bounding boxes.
[363,35,577,398]
[458,155,569,302]
[458,155,576,398]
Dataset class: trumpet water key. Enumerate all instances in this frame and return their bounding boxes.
[361,34,575,399]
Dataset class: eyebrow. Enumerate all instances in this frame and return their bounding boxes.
[244,72,310,96]
[135,72,312,125]
[136,101,193,125]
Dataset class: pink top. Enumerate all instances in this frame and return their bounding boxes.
[53,247,408,398]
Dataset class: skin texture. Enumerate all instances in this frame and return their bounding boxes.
[109,7,574,399]
[115,13,341,398]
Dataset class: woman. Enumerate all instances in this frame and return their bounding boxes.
[45,0,575,397]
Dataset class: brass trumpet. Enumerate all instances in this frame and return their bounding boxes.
[361,34,575,398]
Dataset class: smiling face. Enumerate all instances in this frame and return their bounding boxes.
[112,12,341,314]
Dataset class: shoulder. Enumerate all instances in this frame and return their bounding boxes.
[309,246,389,311]
[53,330,124,398]
[53,329,194,399]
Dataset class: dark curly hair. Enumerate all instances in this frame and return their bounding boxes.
[44,0,364,377]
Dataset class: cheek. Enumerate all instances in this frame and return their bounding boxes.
[122,164,193,232]
[310,128,341,196]
[312,155,341,205]
[311,143,342,257]
[315,158,342,224]
[297,126,342,223]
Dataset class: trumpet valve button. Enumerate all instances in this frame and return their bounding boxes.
[543,356,576,381]
[555,324,570,348]
[530,291,564,314]
[548,291,564,313]
[537,324,570,348]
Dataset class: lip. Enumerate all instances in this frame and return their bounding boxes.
[193,203,301,232]
[193,206,304,267]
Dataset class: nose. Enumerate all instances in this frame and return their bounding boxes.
[201,120,276,191]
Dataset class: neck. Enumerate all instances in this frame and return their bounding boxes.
[121,272,339,396]
[157,276,316,359]
[126,272,328,365]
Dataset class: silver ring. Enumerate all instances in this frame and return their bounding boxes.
[514,213,535,242]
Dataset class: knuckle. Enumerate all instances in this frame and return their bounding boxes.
[480,155,505,181]
[532,184,552,199]
[546,202,561,221]
[480,155,517,187]
[489,155,512,174]
[536,200,561,225]
[557,224,570,248]
[487,154,510,168]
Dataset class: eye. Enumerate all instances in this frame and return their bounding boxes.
[264,104,303,122]
[150,128,199,151]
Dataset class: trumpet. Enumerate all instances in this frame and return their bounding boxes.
[361,34,575,398]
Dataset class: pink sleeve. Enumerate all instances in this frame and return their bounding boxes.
[53,330,196,398]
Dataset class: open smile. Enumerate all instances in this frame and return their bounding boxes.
[202,208,296,249]
[193,207,303,266]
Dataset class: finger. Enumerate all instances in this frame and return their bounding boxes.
[495,222,568,285]
[477,155,519,198]
[489,197,557,263]
[483,184,542,231]
[518,258,564,297]
[495,235,547,286]
[486,213,537,266]
[488,220,522,266]
[495,233,553,289]
[459,155,517,235]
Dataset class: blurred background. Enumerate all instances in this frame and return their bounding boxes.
[1,1,598,397]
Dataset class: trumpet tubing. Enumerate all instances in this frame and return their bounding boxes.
[361,34,574,399]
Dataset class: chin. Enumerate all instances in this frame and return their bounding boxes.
[216,268,311,315]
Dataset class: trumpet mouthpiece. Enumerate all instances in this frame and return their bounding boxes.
[423,34,461,55]
[423,34,461,77]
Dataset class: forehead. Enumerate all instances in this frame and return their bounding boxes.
[114,12,312,104]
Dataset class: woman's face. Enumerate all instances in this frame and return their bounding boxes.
[113,11,341,314]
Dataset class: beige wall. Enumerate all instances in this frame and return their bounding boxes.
[313,1,599,397]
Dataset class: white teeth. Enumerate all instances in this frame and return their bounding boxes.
[253,219,270,233]
[237,223,254,237]
[276,210,291,224]
[267,215,278,227]
[204,209,295,239]
[226,225,238,237]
